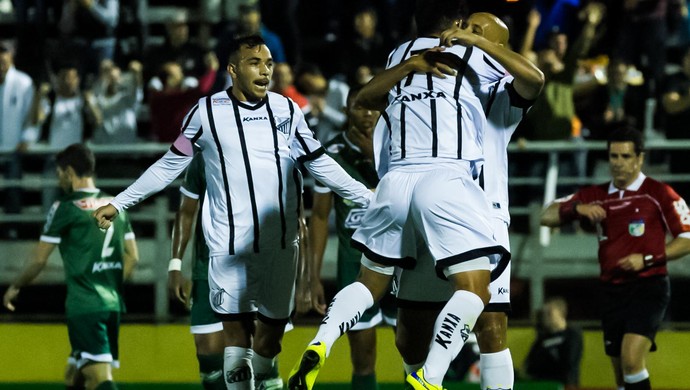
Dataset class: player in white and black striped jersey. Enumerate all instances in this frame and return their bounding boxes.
[392,13,544,390]
[288,2,513,390]
[93,35,373,390]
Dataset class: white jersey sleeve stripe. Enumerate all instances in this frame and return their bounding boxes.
[265,98,288,249]
[205,95,236,255]
[230,97,261,253]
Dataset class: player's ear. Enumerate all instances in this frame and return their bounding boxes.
[227,63,237,78]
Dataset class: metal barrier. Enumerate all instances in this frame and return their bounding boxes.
[3,139,690,320]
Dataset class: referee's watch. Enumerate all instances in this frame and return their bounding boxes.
[643,254,654,268]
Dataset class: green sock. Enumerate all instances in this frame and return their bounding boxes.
[198,353,225,390]
[352,374,378,390]
[94,381,117,390]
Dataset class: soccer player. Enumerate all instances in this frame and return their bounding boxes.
[308,86,394,390]
[392,13,544,390]
[92,35,373,390]
[168,154,309,390]
[288,1,508,389]
[541,127,690,390]
[3,143,139,390]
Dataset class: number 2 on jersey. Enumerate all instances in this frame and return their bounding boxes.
[101,226,115,259]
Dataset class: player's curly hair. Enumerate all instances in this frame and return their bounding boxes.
[56,143,96,177]
[228,34,267,65]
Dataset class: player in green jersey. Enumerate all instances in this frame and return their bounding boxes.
[304,86,394,390]
[3,144,139,390]
[168,154,312,390]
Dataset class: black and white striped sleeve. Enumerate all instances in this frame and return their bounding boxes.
[290,101,326,162]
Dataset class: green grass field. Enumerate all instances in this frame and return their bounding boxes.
[0,382,561,390]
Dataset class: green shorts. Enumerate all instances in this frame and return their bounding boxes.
[190,279,223,334]
[67,311,120,369]
[338,256,397,330]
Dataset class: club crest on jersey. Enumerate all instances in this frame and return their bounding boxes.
[275,117,290,135]
[212,97,231,105]
[628,219,645,237]
[392,91,446,103]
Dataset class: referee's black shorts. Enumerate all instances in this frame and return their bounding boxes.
[600,275,670,357]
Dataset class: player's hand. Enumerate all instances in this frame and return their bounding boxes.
[405,47,457,79]
[92,204,118,230]
[527,9,542,28]
[575,204,606,223]
[167,270,189,306]
[617,253,645,272]
[294,278,313,316]
[310,279,327,316]
[440,24,480,48]
[3,285,20,311]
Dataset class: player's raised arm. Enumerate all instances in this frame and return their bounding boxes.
[356,48,457,111]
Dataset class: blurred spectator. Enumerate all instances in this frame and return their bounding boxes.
[576,59,646,141]
[13,0,61,83]
[258,0,301,64]
[0,43,35,228]
[57,0,119,83]
[514,4,604,204]
[30,62,100,210]
[343,7,387,79]
[271,63,309,109]
[661,46,690,199]
[296,64,348,143]
[609,0,684,97]
[148,53,218,143]
[143,10,208,85]
[91,59,143,144]
[531,0,582,52]
[523,297,583,390]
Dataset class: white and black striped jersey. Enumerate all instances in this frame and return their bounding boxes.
[111,90,372,256]
[479,76,534,223]
[380,37,504,167]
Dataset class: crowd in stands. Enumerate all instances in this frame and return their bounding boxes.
[3,0,690,220]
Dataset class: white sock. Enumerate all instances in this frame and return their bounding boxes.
[480,349,514,390]
[403,361,424,375]
[224,346,254,390]
[624,369,649,384]
[422,290,485,385]
[251,352,275,379]
[310,282,374,356]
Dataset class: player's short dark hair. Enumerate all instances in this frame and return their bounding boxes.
[56,144,96,177]
[607,126,644,155]
[228,35,267,65]
[415,0,467,36]
[346,85,364,109]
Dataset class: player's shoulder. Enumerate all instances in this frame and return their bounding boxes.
[641,175,677,197]
[9,67,33,87]
[267,91,297,109]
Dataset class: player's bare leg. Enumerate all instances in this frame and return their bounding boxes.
[348,327,378,389]
[619,333,653,390]
[194,332,225,390]
[253,319,287,390]
[475,312,513,390]
[396,306,441,375]
[80,362,115,390]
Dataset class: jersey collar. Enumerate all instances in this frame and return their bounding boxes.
[226,88,268,111]
[343,132,362,154]
[608,172,646,194]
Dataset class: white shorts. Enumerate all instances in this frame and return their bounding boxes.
[395,217,512,312]
[208,241,298,320]
[352,162,507,273]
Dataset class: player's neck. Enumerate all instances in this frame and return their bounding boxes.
[71,177,96,191]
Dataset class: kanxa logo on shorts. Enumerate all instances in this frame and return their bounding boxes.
[226,366,251,384]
